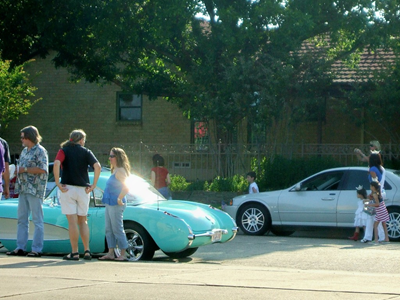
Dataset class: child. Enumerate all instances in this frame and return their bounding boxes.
[246,171,259,194]
[348,185,367,241]
[366,181,390,244]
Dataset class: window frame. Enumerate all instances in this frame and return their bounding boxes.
[116,92,143,122]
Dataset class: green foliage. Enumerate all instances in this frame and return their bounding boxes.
[187,179,207,191]
[231,174,248,193]
[208,176,233,192]
[252,156,343,191]
[0,59,40,126]
[2,0,400,142]
[170,156,343,192]
[169,174,190,192]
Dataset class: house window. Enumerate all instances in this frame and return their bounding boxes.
[117,93,142,121]
[192,121,209,150]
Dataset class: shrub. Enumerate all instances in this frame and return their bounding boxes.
[208,176,233,192]
[169,175,190,191]
[252,155,343,191]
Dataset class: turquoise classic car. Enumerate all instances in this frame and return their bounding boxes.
[0,172,237,261]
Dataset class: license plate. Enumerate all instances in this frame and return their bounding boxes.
[211,230,222,242]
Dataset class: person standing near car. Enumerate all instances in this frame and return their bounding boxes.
[0,140,5,199]
[360,152,385,243]
[53,129,101,261]
[0,124,11,199]
[354,140,381,162]
[6,126,48,257]
[151,154,171,199]
[98,147,130,261]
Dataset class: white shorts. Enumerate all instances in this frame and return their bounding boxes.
[59,185,90,216]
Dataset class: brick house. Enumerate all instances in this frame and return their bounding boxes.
[1,50,399,180]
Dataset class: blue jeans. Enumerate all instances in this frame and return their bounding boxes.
[17,192,44,253]
[104,203,128,250]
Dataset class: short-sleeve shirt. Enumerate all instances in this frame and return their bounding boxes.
[0,137,10,164]
[55,144,98,187]
[368,166,382,183]
[151,167,169,189]
[0,142,5,193]
[15,144,48,199]
[249,182,259,194]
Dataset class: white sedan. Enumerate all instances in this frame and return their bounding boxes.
[223,167,400,240]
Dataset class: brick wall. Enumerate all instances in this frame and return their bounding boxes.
[1,53,191,157]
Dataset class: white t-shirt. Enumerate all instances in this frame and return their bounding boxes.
[249,182,259,194]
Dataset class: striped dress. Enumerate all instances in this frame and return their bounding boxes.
[374,193,390,222]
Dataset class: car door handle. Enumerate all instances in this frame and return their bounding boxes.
[321,198,335,201]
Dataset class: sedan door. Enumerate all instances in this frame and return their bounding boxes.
[277,171,345,226]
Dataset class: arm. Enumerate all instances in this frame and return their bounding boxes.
[115,168,129,205]
[368,193,380,207]
[86,162,101,193]
[354,148,369,162]
[151,170,156,186]
[166,173,171,186]
[3,162,9,198]
[53,160,68,193]
[18,166,47,174]
[251,186,258,193]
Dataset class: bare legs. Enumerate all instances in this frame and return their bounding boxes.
[66,214,90,258]
[374,221,389,243]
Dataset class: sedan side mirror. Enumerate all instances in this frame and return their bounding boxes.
[294,183,301,191]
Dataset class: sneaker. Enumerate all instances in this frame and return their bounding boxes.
[360,239,371,243]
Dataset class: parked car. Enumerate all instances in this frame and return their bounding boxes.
[0,172,237,260]
[222,167,400,241]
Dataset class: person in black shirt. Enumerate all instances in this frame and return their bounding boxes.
[54,129,101,261]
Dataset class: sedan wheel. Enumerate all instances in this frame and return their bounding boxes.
[237,203,271,235]
[386,208,400,241]
[115,222,156,261]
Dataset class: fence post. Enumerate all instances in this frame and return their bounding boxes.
[139,140,143,176]
[218,139,222,177]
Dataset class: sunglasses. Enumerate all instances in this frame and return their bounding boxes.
[369,144,374,147]
[20,136,26,140]
[109,155,116,158]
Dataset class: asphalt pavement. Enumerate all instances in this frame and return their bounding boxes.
[1,229,400,300]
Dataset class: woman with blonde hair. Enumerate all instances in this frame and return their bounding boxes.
[99,147,130,261]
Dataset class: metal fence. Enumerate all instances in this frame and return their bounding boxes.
[8,142,400,181]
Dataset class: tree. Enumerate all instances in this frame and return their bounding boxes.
[0,59,40,126]
[1,0,400,144]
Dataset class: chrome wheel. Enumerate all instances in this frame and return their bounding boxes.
[115,223,156,261]
[238,203,270,235]
[387,208,400,241]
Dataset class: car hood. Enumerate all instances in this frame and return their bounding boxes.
[139,200,228,232]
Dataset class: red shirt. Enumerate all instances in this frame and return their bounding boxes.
[151,167,169,189]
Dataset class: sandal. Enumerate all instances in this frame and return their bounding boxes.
[83,250,92,261]
[63,252,79,261]
[27,251,42,257]
[114,257,128,262]
[6,249,27,256]
[98,255,115,261]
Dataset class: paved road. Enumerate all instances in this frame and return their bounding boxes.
[1,230,400,299]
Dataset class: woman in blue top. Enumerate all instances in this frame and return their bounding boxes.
[99,147,130,261]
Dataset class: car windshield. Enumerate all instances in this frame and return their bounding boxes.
[43,174,166,207]
[125,175,167,205]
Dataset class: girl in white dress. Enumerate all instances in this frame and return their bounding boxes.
[348,186,368,241]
